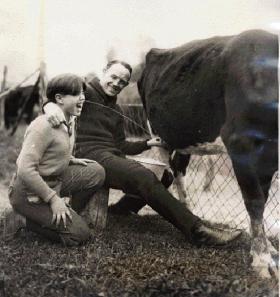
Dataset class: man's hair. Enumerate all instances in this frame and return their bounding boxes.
[105,60,132,75]
[46,73,86,103]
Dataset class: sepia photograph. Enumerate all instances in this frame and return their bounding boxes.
[0,0,279,296]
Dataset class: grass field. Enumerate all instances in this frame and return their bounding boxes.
[0,125,278,297]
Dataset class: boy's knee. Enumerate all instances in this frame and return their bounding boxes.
[87,162,106,188]
[95,163,106,186]
[62,213,91,246]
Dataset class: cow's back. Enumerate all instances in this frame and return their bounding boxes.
[138,30,278,149]
[138,35,231,148]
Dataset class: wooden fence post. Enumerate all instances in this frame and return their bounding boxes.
[0,66,8,129]
[10,75,41,136]
[38,61,47,111]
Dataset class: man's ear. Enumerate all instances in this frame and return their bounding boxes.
[55,94,63,104]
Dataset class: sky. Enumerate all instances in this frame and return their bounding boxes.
[0,0,279,85]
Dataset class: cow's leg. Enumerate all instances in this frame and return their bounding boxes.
[4,118,10,129]
[203,156,214,192]
[222,130,277,278]
[234,166,277,279]
[252,153,278,277]
[258,174,278,258]
[173,173,187,204]
[170,152,191,205]
[249,212,278,279]
[266,237,278,256]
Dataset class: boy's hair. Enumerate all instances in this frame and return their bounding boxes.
[105,60,132,76]
[46,73,86,103]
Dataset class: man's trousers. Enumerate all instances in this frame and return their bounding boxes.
[77,151,200,240]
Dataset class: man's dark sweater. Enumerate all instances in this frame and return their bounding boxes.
[75,78,149,159]
[75,77,199,239]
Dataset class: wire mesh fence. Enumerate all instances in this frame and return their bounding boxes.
[120,104,279,237]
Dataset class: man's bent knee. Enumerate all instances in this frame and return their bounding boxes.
[131,167,159,188]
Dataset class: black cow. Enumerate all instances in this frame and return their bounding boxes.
[4,84,39,129]
[138,30,278,278]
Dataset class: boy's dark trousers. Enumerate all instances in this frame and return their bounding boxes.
[8,163,105,246]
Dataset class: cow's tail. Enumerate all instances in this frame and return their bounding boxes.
[137,66,146,111]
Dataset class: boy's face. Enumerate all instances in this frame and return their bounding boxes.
[58,90,85,118]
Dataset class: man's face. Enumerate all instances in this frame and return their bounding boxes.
[100,63,131,96]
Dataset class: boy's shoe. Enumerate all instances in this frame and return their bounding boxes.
[2,210,26,238]
[80,188,109,230]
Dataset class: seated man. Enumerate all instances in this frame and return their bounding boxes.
[8,74,105,246]
[44,61,241,246]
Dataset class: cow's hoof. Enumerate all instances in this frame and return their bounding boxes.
[251,252,279,279]
[266,238,278,256]
[191,222,242,246]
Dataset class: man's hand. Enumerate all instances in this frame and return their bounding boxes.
[147,137,164,147]
[50,195,72,228]
[44,102,65,127]
[69,158,97,166]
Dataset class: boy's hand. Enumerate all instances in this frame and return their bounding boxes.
[50,195,72,228]
[44,102,65,127]
[69,158,97,166]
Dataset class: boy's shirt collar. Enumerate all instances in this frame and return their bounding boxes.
[61,115,76,136]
